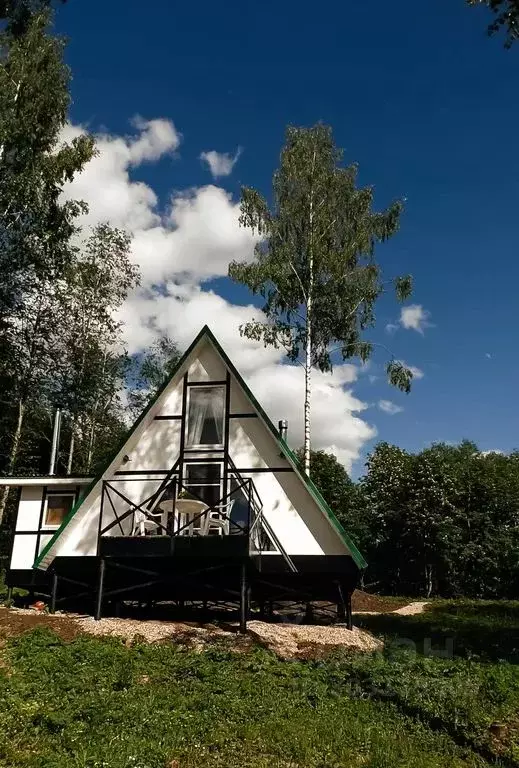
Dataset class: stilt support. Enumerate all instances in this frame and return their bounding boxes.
[6,586,13,604]
[305,601,313,624]
[50,571,59,614]
[346,590,353,631]
[336,581,346,621]
[239,562,249,634]
[95,558,106,621]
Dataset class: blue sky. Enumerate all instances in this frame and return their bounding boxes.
[55,0,519,473]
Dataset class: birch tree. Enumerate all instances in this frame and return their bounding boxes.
[0,4,94,522]
[54,224,139,475]
[229,124,412,475]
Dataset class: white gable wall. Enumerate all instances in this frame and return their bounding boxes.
[228,402,346,556]
[37,333,352,568]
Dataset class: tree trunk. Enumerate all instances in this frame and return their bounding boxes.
[0,399,26,525]
[425,563,433,598]
[303,313,312,476]
[303,149,316,477]
[66,417,75,475]
[85,415,96,475]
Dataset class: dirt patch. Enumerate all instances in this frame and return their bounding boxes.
[247,620,383,660]
[0,606,81,642]
[351,591,411,613]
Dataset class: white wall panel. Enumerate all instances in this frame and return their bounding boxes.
[16,487,43,530]
[10,535,37,569]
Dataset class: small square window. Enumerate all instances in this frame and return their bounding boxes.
[43,494,75,528]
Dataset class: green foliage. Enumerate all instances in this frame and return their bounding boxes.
[359,441,519,598]
[296,448,370,550]
[1,619,515,767]
[467,0,519,47]
[0,2,66,36]
[0,8,94,313]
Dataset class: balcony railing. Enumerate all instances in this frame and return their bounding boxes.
[98,462,296,572]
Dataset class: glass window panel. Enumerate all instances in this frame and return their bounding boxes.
[184,464,222,507]
[186,386,225,447]
[44,494,74,527]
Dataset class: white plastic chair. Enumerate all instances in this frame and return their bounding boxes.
[202,499,235,536]
[132,509,162,536]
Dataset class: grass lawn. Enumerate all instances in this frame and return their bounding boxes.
[0,601,518,767]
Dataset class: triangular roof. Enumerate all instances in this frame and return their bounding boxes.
[35,325,366,570]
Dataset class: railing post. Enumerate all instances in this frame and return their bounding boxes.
[95,558,106,621]
[50,571,59,614]
[97,483,105,556]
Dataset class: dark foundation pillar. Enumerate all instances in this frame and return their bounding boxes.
[94,558,106,621]
[346,590,353,631]
[239,562,249,634]
[6,586,13,604]
[305,601,313,624]
[336,581,346,621]
[50,571,59,614]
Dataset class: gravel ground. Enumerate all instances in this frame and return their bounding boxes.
[76,615,242,648]
[391,601,430,616]
[0,597,428,659]
[247,621,383,659]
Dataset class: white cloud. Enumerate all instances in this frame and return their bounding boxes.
[62,118,376,471]
[385,323,398,335]
[200,147,242,179]
[129,116,181,164]
[485,353,492,359]
[400,304,432,334]
[378,399,404,415]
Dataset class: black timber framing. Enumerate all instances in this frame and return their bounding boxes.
[113,466,293,477]
[7,486,79,571]
[34,485,48,564]
[7,554,358,631]
[223,371,231,506]
[178,372,188,505]
[20,357,362,624]
[187,379,227,387]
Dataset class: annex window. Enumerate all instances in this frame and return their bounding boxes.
[43,493,75,528]
[186,385,225,448]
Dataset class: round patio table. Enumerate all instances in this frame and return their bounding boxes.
[158,498,208,536]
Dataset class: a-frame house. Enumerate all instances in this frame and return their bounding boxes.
[4,326,365,629]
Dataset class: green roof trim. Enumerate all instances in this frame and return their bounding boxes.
[34,324,367,571]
